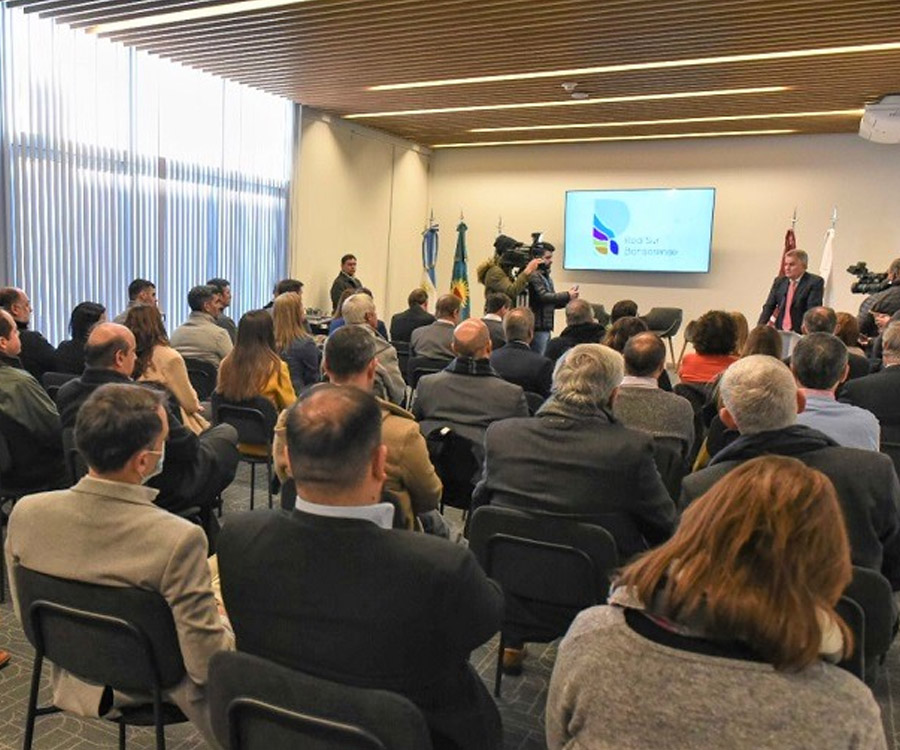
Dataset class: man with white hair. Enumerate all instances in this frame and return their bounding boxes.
[682,355,900,588]
[341,292,406,405]
[841,321,900,443]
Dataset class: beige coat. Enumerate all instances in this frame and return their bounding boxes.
[138,344,210,434]
[5,476,234,744]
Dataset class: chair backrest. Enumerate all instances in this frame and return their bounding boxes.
[0,429,12,476]
[212,395,279,447]
[843,565,898,663]
[641,307,683,338]
[15,565,186,693]
[424,427,480,510]
[391,341,411,386]
[208,651,433,750]
[468,505,618,609]
[183,358,218,401]
[523,391,545,416]
[780,329,803,358]
[407,356,448,389]
[40,371,78,391]
[651,435,688,499]
[62,427,88,484]
[835,596,866,680]
[880,441,900,482]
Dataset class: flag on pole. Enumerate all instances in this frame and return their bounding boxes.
[778,226,796,277]
[450,220,471,320]
[820,226,836,307]
[421,223,439,309]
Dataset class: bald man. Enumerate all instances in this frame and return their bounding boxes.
[412,319,528,454]
[56,323,239,525]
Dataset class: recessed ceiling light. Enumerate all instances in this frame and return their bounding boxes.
[87,0,311,35]
[570,92,590,100]
[469,109,865,133]
[346,85,787,119]
[369,41,900,91]
[432,129,797,148]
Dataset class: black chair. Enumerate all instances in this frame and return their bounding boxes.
[468,505,618,697]
[407,355,449,390]
[15,566,189,750]
[208,651,433,750]
[651,436,688,499]
[425,427,480,514]
[183,358,218,401]
[838,566,898,683]
[523,391,545,416]
[212,395,278,510]
[640,307,682,367]
[881,441,900,481]
[40,371,78,402]
[673,382,712,461]
[62,426,88,485]
[392,341,411,386]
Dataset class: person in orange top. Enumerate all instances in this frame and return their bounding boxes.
[216,310,296,455]
[678,310,739,384]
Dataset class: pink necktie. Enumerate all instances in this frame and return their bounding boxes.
[783,280,797,331]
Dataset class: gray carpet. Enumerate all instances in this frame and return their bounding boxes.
[0,465,895,749]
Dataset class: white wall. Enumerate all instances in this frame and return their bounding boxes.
[429,134,900,346]
[290,109,431,319]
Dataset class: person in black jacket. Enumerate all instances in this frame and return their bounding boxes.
[55,301,107,374]
[389,288,435,343]
[0,286,57,381]
[681,354,900,589]
[545,299,604,363]
[841,321,900,442]
[527,246,578,355]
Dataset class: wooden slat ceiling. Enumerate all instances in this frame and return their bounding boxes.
[8,0,900,148]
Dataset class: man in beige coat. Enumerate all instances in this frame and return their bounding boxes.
[5,383,233,746]
[275,326,442,531]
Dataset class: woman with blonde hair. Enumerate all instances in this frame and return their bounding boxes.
[547,455,885,750]
[125,303,210,434]
[272,292,321,393]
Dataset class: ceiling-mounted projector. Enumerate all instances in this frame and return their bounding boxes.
[859,94,900,144]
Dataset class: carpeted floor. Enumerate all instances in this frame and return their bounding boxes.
[0,465,897,750]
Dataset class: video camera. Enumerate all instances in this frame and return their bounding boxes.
[494,232,556,272]
[847,262,892,295]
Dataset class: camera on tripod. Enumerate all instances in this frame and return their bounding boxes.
[847,262,892,295]
[494,232,555,272]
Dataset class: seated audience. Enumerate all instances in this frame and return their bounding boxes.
[547,456,884,750]
[836,310,868,358]
[413,319,528,454]
[342,293,405,405]
[801,306,870,381]
[545,298,604,363]
[55,301,106,374]
[741,324,782,358]
[681,355,900,588]
[603,315,648,352]
[0,309,65,489]
[126,303,209,435]
[206,277,237,343]
[841,321,900,443]
[481,292,510,351]
[729,310,749,355]
[793,332,879,451]
[272,291,321,393]
[474,343,675,561]
[390,288,435,343]
[614,332,694,463]
[217,385,503,750]
[57,323,239,519]
[170,285,234,368]
[113,277,157,324]
[273,327,442,530]
[263,278,303,310]
[678,310,739,384]
[328,287,389,339]
[489,307,553,398]
[5,383,233,745]
[410,294,461,360]
[216,311,296,455]
[610,298,638,322]
[0,286,57,380]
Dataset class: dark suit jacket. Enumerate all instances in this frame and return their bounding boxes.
[489,341,553,398]
[841,365,900,442]
[217,509,504,750]
[390,306,435,343]
[472,403,675,560]
[17,322,58,381]
[757,272,824,332]
[482,317,506,351]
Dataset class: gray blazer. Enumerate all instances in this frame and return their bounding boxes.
[410,320,455,360]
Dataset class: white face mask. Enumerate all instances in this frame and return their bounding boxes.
[141,444,165,484]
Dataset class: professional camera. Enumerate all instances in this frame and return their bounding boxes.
[494,232,556,271]
[847,262,892,294]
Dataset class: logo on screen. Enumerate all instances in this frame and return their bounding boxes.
[592,200,630,256]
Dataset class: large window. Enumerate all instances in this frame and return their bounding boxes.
[0,5,294,342]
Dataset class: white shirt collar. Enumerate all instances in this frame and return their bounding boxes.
[620,375,659,389]
[294,496,394,529]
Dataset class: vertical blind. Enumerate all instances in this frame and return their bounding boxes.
[0,5,294,343]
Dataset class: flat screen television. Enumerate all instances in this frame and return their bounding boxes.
[563,188,715,273]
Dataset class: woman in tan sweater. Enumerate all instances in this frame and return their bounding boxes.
[125,304,210,435]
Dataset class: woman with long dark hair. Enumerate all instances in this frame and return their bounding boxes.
[55,301,106,373]
[547,456,884,750]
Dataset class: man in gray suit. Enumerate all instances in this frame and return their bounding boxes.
[5,383,233,745]
[413,318,528,453]
[410,293,461,360]
[342,293,406,405]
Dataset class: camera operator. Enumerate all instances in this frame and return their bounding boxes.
[852,258,900,348]
[476,235,543,304]
[528,244,579,355]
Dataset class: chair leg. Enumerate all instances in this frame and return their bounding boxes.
[494,632,504,698]
[118,719,126,750]
[153,689,166,750]
[667,336,676,369]
[249,463,256,511]
[266,459,273,509]
[23,653,43,750]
